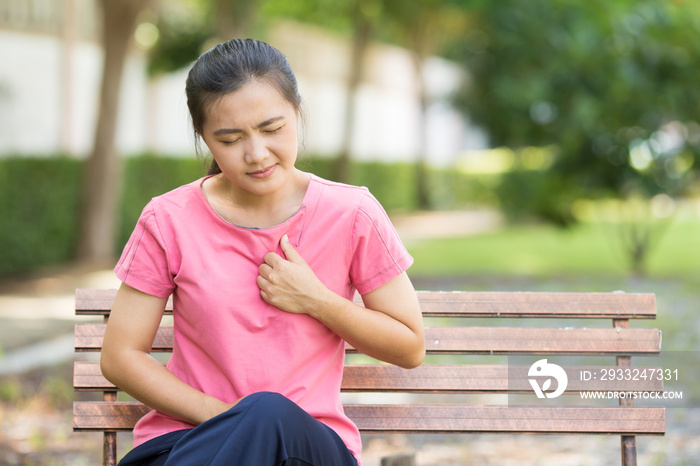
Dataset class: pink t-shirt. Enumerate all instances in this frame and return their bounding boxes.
[114,173,413,461]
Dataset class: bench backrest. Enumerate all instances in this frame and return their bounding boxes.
[73,289,664,466]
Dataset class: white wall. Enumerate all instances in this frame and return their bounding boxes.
[0,18,488,166]
[0,29,152,158]
[0,31,63,155]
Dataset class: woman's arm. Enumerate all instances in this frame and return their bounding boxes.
[257,235,425,368]
[100,283,235,425]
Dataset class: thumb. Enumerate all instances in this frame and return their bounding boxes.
[280,234,305,264]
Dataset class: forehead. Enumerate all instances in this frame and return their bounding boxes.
[205,80,296,127]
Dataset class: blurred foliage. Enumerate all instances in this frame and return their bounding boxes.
[495,168,579,226]
[301,156,490,212]
[0,158,82,276]
[118,155,208,247]
[0,155,478,277]
[38,375,74,410]
[145,0,354,75]
[259,0,355,35]
[351,161,419,211]
[0,377,23,403]
[455,0,700,225]
[146,1,211,75]
[299,157,419,210]
[380,0,474,54]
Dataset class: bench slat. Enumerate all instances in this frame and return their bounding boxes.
[73,402,150,431]
[75,324,173,352]
[74,362,664,394]
[75,289,657,319]
[419,326,661,355]
[415,291,657,318]
[73,402,665,435]
[345,405,666,435]
[340,364,664,393]
[74,324,662,355]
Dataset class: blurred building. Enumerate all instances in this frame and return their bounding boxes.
[0,0,487,166]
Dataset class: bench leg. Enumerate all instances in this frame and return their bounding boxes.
[614,325,638,466]
[381,453,416,466]
[621,436,637,466]
[103,390,118,466]
[104,431,117,466]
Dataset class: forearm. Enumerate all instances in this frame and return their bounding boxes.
[101,348,229,426]
[308,289,425,368]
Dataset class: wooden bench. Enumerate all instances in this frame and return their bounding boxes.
[73,289,665,466]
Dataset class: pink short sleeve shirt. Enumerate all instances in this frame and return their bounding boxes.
[114,174,414,462]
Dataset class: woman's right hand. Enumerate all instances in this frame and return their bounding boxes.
[101,283,233,426]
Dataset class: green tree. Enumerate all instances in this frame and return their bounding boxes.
[147,1,211,76]
[334,0,381,183]
[79,0,154,264]
[147,0,264,77]
[455,0,700,274]
[457,0,700,218]
[381,0,473,208]
[213,0,265,41]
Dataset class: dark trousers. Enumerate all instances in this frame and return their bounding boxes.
[118,392,359,466]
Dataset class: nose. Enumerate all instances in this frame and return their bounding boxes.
[243,135,268,165]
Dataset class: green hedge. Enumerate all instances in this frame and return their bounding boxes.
[495,169,579,227]
[0,155,207,278]
[119,155,208,247]
[0,157,83,276]
[0,155,480,278]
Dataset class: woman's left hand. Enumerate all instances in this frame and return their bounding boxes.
[258,235,425,369]
[257,234,330,314]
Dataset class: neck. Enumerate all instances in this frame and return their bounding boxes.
[206,170,309,228]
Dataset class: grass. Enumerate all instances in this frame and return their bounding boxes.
[407,218,700,279]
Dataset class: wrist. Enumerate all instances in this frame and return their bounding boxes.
[306,288,344,322]
[199,396,227,424]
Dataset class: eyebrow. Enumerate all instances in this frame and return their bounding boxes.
[212,116,285,136]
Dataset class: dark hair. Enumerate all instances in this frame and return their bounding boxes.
[185,38,302,175]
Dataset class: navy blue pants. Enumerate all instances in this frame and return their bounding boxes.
[118,392,358,466]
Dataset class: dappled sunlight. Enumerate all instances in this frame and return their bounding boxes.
[456,145,557,175]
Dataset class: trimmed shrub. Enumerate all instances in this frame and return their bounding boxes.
[119,155,207,247]
[0,155,480,277]
[0,157,82,276]
[495,169,577,227]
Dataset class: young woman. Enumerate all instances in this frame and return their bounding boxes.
[101,38,425,466]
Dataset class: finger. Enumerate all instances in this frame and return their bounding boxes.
[264,251,284,267]
[259,288,271,304]
[258,262,272,279]
[279,234,305,264]
[256,274,271,294]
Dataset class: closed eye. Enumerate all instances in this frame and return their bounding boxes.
[263,125,284,134]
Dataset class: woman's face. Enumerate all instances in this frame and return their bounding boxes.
[201,80,299,199]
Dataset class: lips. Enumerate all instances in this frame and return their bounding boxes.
[248,164,276,179]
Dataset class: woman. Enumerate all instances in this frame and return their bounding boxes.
[101,38,425,466]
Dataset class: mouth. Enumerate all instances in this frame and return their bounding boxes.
[248,164,277,179]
